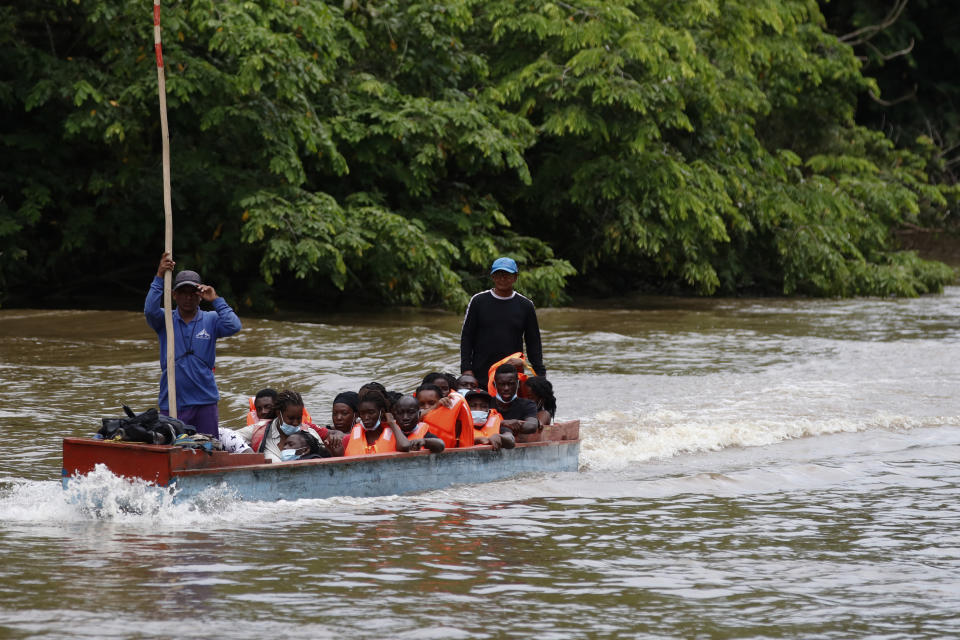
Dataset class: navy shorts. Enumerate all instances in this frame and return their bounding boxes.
[160,403,219,437]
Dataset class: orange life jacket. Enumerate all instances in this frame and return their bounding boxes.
[422,394,475,449]
[403,422,431,440]
[251,420,326,453]
[486,352,536,397]
[343,423,397,456]
[246,397,313,426]
[474,409,503,438]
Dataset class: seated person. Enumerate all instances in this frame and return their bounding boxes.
[456,373,480,394]
[491,364,539,440]
[245,388,277,425]
[218,426,253,453]
[392,395,444,453]
[417,383,474,449]
[343,390,411,456]
[524,376,556,426]
[466,390,515,451]
[280,430,331,461]
[330,391,360,434]
[236,389,335,462]
[485,353,536,399]
[443,373,459,394]
[420,372,452,397]
[245,387,313,426]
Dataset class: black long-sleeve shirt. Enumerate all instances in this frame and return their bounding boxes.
[460,290,545,385]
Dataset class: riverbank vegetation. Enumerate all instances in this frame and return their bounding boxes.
[2,0,957,310]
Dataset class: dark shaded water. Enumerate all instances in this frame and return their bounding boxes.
[1,289,959,638]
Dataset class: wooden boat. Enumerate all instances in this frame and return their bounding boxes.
[62,420,580,501]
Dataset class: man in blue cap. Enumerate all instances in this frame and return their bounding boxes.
[460,257,546,391]
[144,252,242,436]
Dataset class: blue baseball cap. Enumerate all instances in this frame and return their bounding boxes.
[490,257,519,274]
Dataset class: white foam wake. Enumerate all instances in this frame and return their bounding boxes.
[0,465,245,525]
[578,409,960,471]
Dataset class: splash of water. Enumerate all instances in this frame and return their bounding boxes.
[0,465,246,525]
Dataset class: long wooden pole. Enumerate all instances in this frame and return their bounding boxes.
[154,0,177,418]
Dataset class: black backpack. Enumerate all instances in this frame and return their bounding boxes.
[98,405,197,445]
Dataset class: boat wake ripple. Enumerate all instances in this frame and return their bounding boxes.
[577,409,960,471]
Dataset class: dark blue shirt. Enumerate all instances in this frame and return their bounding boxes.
[144,276,242,409]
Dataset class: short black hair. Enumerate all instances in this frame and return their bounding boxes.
[255,388,278,401]
[494,363,516,378]
[420,372,447,387]
[416,383,443,398]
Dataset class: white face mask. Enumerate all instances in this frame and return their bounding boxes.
[457,388,472,396]
[280,448,300,461]
[471,410,489,426]
[495,390,518,403]
[364,411,382,431]
[279,421,299,436]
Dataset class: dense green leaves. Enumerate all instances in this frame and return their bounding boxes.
[0,0,954,310]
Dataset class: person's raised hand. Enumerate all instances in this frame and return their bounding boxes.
[197,284,217,302]
[156,252,175,277]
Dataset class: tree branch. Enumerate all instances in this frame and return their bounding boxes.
[867,84,917,107]
[864,37,915,62]
[839,0,909,46]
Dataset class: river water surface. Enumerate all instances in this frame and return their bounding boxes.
[1,289,959,638]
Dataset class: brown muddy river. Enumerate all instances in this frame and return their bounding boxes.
[1,289,959,638]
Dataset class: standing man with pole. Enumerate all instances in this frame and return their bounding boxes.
[460,257,547,392]
[146,2,241,436]
[145,255,242,436]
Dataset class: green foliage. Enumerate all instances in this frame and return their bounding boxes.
[1,0,955,310]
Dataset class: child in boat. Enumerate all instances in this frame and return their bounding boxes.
[466,390,515,451]
[392,395,444,453]
[330,391,359,434]
[456,373,480,394]
[420,372,451,397]
[343,390,411,456]
[524,376,556,427]
[416,383,474,449]
[279,431,330,461]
